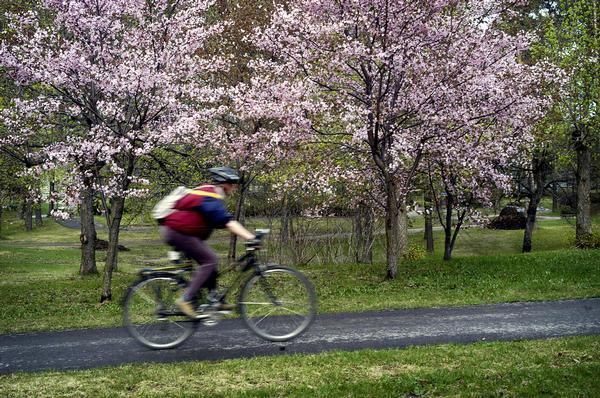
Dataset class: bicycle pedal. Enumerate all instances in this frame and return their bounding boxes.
[202,318,218,326]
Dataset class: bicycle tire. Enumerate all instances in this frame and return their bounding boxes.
[238,265,317,342]
[123,276,197,349]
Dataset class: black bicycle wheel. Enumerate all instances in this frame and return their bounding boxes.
[239,266,317,342]
[123,276,197,349]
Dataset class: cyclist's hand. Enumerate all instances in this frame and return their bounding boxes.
[246,229,268,250]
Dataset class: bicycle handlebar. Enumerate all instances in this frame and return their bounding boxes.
[255,229,269,239]
[245,229,270,250]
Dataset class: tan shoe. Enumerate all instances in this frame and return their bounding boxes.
[176,298,200,318]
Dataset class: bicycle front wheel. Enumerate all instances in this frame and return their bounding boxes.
[239,266,317,342]
[123,276,197,349]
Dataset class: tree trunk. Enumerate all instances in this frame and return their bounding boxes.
[79,181,98,275]
[442,193,467,261]
[575,142,592,241]
[101,196,125,303]
[424,189,434,253]
[228,180,248,262]
[280,194,290,245]
[34,205,42,227]
[289,215,296,239]
[24,199,33,231]
[522,156,547,253]
[385,203,400,278]
[493,195,502,216]
[384,180,407,279]
[551,181,559,213]
[48,180,55,216]
[100,154,135,302]
[522,195,542,253]
[443,192,454,261]
[0,205,3,238]
[352,202,374,264]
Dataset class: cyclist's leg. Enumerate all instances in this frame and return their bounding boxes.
[184,251,217,302]
[202,267,218,292]
[160,226,217,301]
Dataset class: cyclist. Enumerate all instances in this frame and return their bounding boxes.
[159,166,255,318]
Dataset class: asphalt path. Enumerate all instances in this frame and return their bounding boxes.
[1,298,599,374]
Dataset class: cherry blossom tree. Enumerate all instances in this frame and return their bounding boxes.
[255,0,548,277]
[205,10,318,259]
[425,124,531,260]
[0,84,59,233]
[1,0,226,301]
[215,62,319,257]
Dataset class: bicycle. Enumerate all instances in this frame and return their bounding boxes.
[123,230,317,349]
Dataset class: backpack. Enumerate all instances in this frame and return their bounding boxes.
[151,186,191,221]
[151,186,225,221]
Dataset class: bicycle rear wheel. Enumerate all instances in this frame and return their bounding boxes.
[123,276,197,349]
[239,266,316,342]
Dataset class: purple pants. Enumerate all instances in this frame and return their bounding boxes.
[160,226,217,301]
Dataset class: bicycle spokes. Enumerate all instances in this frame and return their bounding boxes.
[124,277,197,349]
[239,267,316,342]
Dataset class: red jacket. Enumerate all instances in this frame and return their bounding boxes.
[163,185,232,239]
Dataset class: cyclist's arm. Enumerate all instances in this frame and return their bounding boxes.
[226,220,255,240]
[198,197,231,227]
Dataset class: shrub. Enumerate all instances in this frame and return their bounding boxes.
[488,206,526,230]
[573,233,600,249]
[403,243,427,261]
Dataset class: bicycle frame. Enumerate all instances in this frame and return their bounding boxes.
[210,249,265,304]
[132,244,266,310]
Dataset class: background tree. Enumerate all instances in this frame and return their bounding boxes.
[208,8,317,260]
[505,0,597,251]
[255,0,547,278]
[425,119,532,261]
[0,85,57,233]
[517,119,560,253]
[534,0,599,242]
[0,0,227,301]
[0,153,25,237]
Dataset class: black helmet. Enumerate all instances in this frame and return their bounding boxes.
[208,166,240,184]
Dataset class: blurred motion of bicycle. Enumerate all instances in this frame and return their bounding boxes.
[123,230,317,349]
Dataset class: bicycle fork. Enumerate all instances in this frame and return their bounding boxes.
[258,271,283,306]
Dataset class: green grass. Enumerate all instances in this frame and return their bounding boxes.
[1,335,598,397]
[262,216,582,265]
[312,249,600,313]
[1,240,599,334]
[0,247,126,332]
[436,219,571,257]
[0,211,165,243]
[0,216,81,243]
[1,215,598,334]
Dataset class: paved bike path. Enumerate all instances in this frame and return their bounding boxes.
[1,298,599,374]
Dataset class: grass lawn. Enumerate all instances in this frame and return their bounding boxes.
[2,245,599,334]
[1,215,599,334]
[0,335,598,397]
